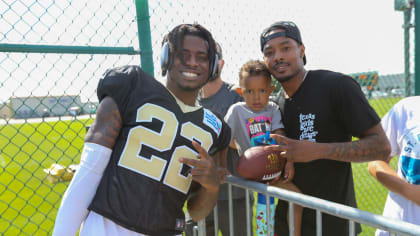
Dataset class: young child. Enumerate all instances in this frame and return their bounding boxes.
[225,60,302,236]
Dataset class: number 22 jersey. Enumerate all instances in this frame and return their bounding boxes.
[88,65,231,235]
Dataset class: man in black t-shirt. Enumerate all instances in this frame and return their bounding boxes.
[53,24,231,236]
[259,21,391,236]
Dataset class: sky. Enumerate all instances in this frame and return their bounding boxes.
[0,0,412,103]
[148,0,410,83]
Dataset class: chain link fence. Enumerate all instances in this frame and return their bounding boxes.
[0,0,140,235]
[0,0,414,235]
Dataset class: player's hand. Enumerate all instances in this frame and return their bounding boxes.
[264,134,319,163]
[217,167,230,184]
[179,141,220,193]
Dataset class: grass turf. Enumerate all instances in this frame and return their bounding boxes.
[0,118,92,235]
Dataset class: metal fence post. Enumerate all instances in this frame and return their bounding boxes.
[316,210,322,236]
[289,201,295,236]
[197,219,206,236]
[213,202,219,236]
[245,189,251,236]
[135,0,154,77]
[228,183,234,236]
[266,193,271,236]
[404,9,412,96]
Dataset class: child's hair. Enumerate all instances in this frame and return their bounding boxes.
[238,60,271,86]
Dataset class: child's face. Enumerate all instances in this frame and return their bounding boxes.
[240,75,274,112]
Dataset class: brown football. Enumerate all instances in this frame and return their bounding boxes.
[236,146,286,182]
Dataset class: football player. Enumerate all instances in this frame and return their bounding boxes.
[53,24,231,236]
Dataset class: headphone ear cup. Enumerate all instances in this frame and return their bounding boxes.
[209,54,219,81]
[160,42,170,76]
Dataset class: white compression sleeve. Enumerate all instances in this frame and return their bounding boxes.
[52,142,112,236]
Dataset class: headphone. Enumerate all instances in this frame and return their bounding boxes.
[160,41,219,80]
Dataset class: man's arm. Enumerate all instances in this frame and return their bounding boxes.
[186,184,219,222]
[267,123,391,163]
[181,142,226,221]
[368,159,420,206]
[324,123,391,162]
[85,96,122,148]
[215,146,229,183]
[53,97,122,235]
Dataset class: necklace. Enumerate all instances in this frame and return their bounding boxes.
[302,70,309,83]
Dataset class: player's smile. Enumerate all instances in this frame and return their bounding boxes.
[182,71,199,77]
[180,70,201,80]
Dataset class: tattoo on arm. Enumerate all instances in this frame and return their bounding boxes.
[85,97,122,149]
[326,124,390,162]
[327,137,387,162]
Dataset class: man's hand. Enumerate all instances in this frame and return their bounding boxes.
[264,134,320,163]
[282,160,295,183]
[179,141,220,193]
[217,167,230,184]
[266,160,294,185]
[182,141,222,221]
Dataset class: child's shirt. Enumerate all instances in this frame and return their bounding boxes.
[224,101,284,156]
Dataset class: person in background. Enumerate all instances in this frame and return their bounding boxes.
[368,96,420,236]
[52,23,231,236]
[259,21,391,236]
[185,42,250,236]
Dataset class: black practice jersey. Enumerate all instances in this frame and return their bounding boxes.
[88,65,231,235]
[274,70,380,236]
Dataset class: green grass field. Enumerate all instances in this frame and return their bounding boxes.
[0,97,403,235]
[0,118,93,235]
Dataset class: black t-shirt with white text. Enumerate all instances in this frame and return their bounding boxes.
[274,70,380,236]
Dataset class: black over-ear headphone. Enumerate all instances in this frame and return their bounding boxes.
[160,41,219,80]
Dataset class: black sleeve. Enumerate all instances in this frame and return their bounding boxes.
[97,65,141,116]
[208,120,231,156]
[332,74,380,137]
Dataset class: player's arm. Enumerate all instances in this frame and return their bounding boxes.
[267,123,391,163]
[224,104,238,150]
[53,97,122,236]
[368,159,420,206]
[84,96,122,148]
[182,141,223,221]
[215,146,229,183]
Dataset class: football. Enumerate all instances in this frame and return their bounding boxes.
[236,146,286,182]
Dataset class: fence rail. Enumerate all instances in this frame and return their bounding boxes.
[200,176,420,236]
[0,43,140,55]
